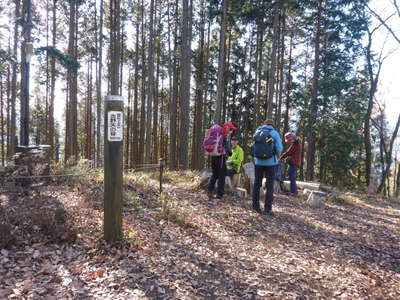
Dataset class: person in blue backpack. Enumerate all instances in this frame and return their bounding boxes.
[204,122,236,199]
[251,119,283,216]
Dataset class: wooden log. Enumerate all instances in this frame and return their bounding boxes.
[235,187,248,198]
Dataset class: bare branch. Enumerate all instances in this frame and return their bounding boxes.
[370,13,395,35]
[367,4,400,45]
[394,0,400,18]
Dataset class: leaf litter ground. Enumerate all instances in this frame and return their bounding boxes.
[1,171,399,299]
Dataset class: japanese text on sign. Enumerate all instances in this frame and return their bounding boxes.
[108,111,123,142]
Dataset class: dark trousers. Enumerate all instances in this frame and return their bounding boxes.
[288,164,298,194]
[208,155,227,197]
[252,165,275,212]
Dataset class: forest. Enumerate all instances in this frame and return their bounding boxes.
[0,0,398,193]
[0,0,400,298]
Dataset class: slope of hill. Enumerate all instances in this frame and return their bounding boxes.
[1,171,399,299]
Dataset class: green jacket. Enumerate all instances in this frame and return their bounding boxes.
[227,145,244,173]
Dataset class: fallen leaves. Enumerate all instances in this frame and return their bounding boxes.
[1,172,400,299]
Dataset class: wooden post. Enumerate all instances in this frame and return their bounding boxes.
[159,158,164,194]
[104,95,124,242]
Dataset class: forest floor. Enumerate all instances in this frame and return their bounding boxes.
[1,170,400,300]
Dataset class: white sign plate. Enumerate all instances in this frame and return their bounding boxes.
[108,111,123,142]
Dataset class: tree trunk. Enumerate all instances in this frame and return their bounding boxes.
[152,0,161,164]
[178,0,192,170]
[20,0,33,146]
[276,11,285,131]
[65,0,78,162]
[266,0,282,120]
[378,113,400,193]
[213,0,227,124]
[96,0,104,167]
[168,0,179,170]
[143,0,155,164]
[139,0,146,165]
[7,0,20,157]
[126,72,132,168]
[283,32,293,135]
[0,75,4,165]
[109,0,121,95]
[306,0,323,181]
[255,22,264,126]
[191,0,205,170]
[48,0,57,160]
[132,2,140,166]
[396,160,400,198]
[364,28,382,188]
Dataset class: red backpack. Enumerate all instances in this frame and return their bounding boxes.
[203,125,225,156]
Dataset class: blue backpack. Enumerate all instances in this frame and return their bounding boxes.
[251,127,275,159]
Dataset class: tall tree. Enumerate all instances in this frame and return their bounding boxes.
[364,25,385,188]
[213,0,227,124]
[266,0,282,121]
[306,0,323,181]
[48,0,57,159]
[169,0,179,170]
[65,0,79,162]
[191,0,206,170]
[145,0,155,163]
[20,0,33,146]
[109,0,121,94]
[131,0,140,166]
[96,0,104,166]
[178,0,192,169]
[7,0,20,157]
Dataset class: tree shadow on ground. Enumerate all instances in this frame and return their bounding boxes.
[216,194,400,275]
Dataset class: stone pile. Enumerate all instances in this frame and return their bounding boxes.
[0,145,51,190]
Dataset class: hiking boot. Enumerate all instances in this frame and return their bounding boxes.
[206,192,214,200]
[252,207,262,213]
[263,210,274,217]
[216,195,223,199]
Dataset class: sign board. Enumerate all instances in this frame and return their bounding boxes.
[108,111,123,142]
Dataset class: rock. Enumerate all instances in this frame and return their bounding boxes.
[77,159,93,169]
[199,168,212,189]
[307,191,326,208]
[243,163,255,195]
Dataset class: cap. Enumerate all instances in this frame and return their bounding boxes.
[231,136,239,141]
[284,132,296,141]
[223,122,238,130]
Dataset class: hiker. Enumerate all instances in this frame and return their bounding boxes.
[251,119,283,216]
[204,122,237,199]
[280,132,302,196]
[226,136,244,177]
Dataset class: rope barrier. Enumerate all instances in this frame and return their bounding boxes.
[0,159,165,194]
[125,164,160,168]
[0,170,97,181]
[125,166,160,172]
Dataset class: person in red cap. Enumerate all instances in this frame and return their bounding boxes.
[223,122,238,132]
[280,132,302,196]
[205,121,237,199]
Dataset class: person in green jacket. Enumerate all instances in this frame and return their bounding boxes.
[226,136,244,176]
